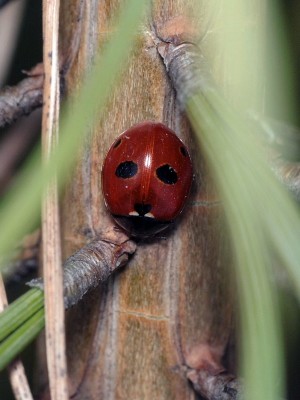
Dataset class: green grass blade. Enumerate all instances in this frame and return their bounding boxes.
[0,308,45,371]
[183,6,299,396]
[187,89,286,400]
[0,288,43,342]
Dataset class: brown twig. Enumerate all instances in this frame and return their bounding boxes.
[186,367,243,400]
[29,228,137,308]
[156,40,213,109]
[0,70,43,128]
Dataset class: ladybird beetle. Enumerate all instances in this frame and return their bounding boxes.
[101,122,193,237]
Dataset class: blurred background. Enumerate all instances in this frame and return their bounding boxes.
[0,0,42,197]
[0,0,299,399]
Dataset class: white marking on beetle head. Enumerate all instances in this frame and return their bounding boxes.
[129,211,139,216]
[145,212,155,218]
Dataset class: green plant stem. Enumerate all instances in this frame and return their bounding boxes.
[0,308,44,371]
[0,288,44,342]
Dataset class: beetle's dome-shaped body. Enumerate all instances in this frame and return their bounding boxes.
[101,122,193,237]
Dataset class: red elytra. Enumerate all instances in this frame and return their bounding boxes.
[101,122,193,237]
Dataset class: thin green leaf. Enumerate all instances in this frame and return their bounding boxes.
[0,308,44,371]
[187,85,287,400]
[0,288,43,343]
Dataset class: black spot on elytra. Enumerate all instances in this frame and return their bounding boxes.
[113,138,121,148]
[115,161,137,179]
[156,164,178,185]
[180,146,188,157]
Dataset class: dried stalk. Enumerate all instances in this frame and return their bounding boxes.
[41,0,68,398]
[0,275,33,400]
